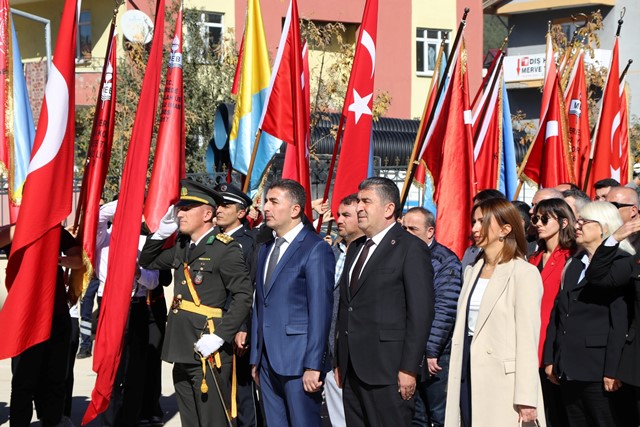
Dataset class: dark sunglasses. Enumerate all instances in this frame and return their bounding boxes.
[531,214,553,226]
[610,201,635,209]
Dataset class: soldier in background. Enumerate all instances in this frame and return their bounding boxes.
[214,183,261,427]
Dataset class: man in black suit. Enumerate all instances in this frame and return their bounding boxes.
[334,177,434,426]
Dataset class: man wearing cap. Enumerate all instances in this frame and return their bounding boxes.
[214,182,260,427]
[139,179,253,427]
[214,183,256,264]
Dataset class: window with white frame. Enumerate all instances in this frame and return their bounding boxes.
[77,10,92,59]
[416,28,450,76]
[201,12,224,52]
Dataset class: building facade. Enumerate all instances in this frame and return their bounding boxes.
[485,0,639,121]
[11,0,482,121]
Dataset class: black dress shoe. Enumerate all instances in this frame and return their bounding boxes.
[76,348,92,359]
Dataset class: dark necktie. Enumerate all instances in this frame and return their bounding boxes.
[264,237,285,293]
[350,239,374,296]
[188,242,196,258]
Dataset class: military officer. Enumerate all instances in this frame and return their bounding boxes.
[214,183,261,427]
[139,179,253,427]
[214,183,256,264]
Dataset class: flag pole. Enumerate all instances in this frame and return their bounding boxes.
[242,129,263,193]
[471,29,512,109]
[513,180,524,201]
[620,58,633,82]
[315,114,346,232]
[400,7,469,211]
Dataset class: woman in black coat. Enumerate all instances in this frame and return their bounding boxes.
[543,202,631,427]
[586,216,640,422]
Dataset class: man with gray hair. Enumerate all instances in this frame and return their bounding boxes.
[402,207,461,427]
[606,186,640,252]
[562,188,590,218]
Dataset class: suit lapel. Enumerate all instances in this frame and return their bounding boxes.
[564,256,586,291]
[473,260,514,340]
[351,223,401,299]
[256,240,272,298]
[265,228,308,296]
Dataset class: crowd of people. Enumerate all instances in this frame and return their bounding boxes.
[4,171,640,427]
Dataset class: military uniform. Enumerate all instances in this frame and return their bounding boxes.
[139,180,253,427]
[214,183,261,427]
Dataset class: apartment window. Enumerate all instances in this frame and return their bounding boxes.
[201,12,224,51]
[416,28,450,76]
[77,10,92,59]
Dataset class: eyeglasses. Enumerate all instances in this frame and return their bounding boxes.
[531,214,554,226]
[576,218,600,228]
[610,201,636,210]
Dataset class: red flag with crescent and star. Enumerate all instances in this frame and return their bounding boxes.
[586,37,628,195]
[0,0,78,359]
[331,0,378,215]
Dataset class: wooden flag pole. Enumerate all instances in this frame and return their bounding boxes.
[242,129,263,193]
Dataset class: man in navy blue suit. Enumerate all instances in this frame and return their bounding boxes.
[250,179,335,426]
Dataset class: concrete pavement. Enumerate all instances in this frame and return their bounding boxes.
[0,354,181,426]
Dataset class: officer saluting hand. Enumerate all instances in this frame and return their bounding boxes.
[139,179,252,427]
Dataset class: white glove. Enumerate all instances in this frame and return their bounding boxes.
[151,205,179,240]
[195,334,225,357]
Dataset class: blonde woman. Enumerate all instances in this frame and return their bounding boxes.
[445,198,545,427]
[543,202,631,426]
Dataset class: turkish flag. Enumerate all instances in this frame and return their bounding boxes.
[586,38,627,195]
[282,41,312,220]
[331,0,378,215]
[0,0,78,359]
[520,72,573,188]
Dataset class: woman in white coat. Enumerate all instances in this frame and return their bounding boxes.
[445,198,546,427]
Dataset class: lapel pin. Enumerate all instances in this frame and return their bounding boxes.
[391,240,396,245]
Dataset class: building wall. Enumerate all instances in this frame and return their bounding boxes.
[246,0,413,119]
[12,0,484,121]
[410,0,455,119]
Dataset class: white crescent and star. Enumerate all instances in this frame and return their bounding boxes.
[348,89,373,124]
[348,30,376,124]
[360,30,376,79]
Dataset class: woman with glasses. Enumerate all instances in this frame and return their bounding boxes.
[543,202,632,426]
[445,198,545,426]
[528,199,575,426]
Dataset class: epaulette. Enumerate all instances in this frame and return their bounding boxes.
[215,233,234,245]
